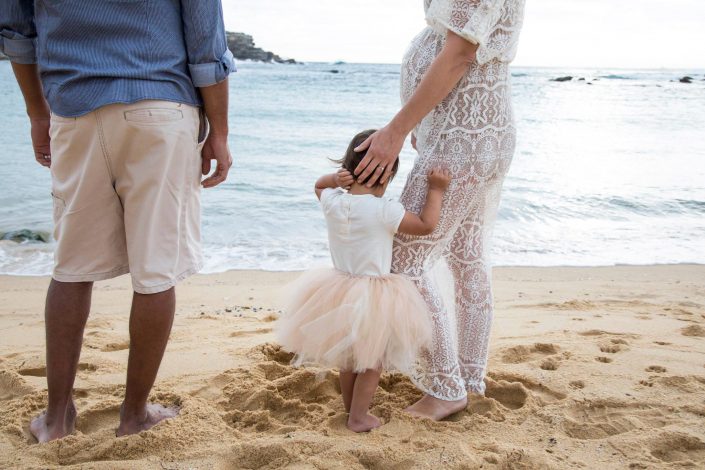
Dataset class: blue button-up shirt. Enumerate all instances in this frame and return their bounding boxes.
[0,0,235,117]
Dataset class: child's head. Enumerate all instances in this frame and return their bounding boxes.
[335,130,400,188]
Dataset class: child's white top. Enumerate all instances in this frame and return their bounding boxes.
[320,188,406,276]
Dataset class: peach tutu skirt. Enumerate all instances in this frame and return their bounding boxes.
[276,268,433,373]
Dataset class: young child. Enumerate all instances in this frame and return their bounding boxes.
[276,129,451,432]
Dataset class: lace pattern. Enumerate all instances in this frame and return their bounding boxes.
[392,0,524,401]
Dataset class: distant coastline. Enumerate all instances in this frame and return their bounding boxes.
[0,31,298,64]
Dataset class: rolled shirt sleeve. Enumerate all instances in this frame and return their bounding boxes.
[0,1,37,64]
[180,0,235,88]
[426,0,504,54]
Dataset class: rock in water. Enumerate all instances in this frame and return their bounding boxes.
[1,229,50,243]
[550,76,573,82]
[226,32,297,64]
[679,76,693,84]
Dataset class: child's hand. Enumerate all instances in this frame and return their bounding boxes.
[427,168,451,192]
[335,168,355,189]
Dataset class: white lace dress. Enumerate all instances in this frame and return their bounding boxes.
[391,0,525,400]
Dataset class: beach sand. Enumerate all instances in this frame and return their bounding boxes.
[1,265,704,469]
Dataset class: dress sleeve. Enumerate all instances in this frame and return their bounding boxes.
[380,200,406,234]
[426,0,504,50]
[180,0,235,88]
[0,1,37,64]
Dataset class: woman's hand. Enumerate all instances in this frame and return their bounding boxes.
[352,124,407,187]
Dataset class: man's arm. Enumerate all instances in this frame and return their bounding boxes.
[10,63,51,167]
[2,2,51,167]
[198,79,232,188]
[180,0,235,188]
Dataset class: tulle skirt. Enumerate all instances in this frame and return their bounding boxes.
[276,268,433,373]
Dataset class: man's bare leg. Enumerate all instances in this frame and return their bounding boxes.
[117,287,178,437]
[347,367,383,433]
[30,280,92,443]
[404,394,468,421]
[339,370,357,413]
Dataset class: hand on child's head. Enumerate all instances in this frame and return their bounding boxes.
[427,168,451,191]
[336,168,355,190]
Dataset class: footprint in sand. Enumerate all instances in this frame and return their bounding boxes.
[646,365,667,373]
[18,362,98,378]
[681,325,705,337]
[230,327,273,338]
[595,356,613,364]
[75,403,122,436]
[261,313,279,322]
[562,400,673,440]
[487,371,566,407]
[221,344,340,434]
[499,343,559,364]
[101,341,130,352]
[647,432,705,464]
[0,370,34,400]
[594,337,630,355]
[569,380,585,390]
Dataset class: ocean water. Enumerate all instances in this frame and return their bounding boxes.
[0,61,704,275]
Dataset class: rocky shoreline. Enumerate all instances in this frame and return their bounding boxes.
[226,32,298,64]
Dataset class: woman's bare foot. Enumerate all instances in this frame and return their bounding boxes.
[404,394,467,421]
[116,403,179,437]
[29,402,77,443]
[347,413,382,433]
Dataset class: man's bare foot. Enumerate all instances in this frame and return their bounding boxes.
[116,403,179,437]
[347,413,382,433]
[30,403,77,443]
[404,394,468,421]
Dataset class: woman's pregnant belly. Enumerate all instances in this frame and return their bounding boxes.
[401,27,443,106]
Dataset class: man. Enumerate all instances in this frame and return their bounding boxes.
[0,1,234,442]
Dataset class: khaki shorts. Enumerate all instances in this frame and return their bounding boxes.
[49,100,206,294]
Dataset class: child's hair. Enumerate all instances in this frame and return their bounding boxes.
[333,129,400,188]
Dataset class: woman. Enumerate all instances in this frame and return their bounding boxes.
[354,0,525,420]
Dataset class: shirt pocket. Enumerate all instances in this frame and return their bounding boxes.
[123,108,184,125]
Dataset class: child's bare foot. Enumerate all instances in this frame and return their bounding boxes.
[29,402,77,443]
[404,394,467,421]
[116,403,179,437]
[347,413,382,433]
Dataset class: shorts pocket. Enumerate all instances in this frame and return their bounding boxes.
[51,192,66,223]
[197,112,209,151]
[124,108,184,124]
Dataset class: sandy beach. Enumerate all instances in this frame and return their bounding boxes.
[1,265,704,469]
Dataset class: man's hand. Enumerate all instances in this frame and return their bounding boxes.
[31,117,51,168]
[353,123,406,188]
[427,168,451,192]
[200,134,232,188]
[334,168,354,189]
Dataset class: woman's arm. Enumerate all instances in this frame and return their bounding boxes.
[314,169,355,200]
[398,168,451,236]
[354,31,479,187]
